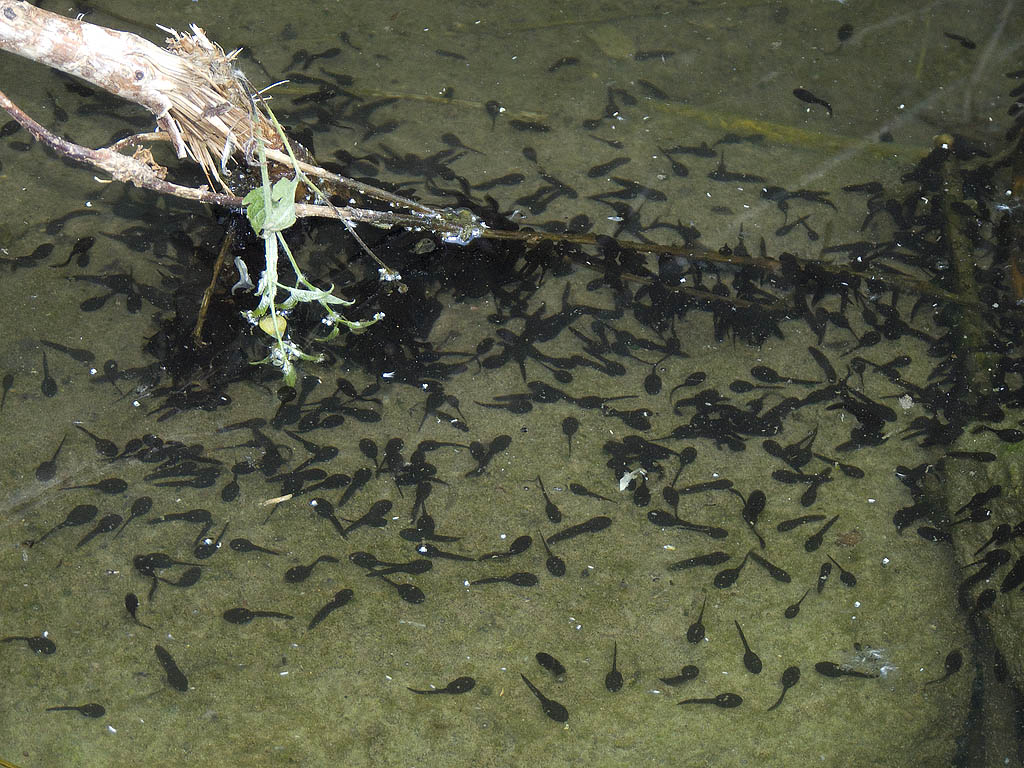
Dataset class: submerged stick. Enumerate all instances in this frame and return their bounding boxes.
[0,88,471,236]
[938,135,997,401]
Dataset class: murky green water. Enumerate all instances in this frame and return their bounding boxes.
[1,1,1023,766]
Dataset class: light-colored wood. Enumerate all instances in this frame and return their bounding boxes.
[0,0,280,189]
[0,1,488,245]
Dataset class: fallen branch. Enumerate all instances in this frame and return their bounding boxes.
[0,0,985,321]
[0,88,241,206]
[0,0,281,189]
[0,89,488,238]
[0,1,487,242]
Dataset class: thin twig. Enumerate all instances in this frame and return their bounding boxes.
[0,89,980,310]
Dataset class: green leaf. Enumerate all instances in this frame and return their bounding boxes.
[243,175,299,237]
[242,186,267,233]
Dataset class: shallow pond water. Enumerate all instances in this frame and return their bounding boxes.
[1,1,1023,766]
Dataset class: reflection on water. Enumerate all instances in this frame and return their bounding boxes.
[1,0,1023,766]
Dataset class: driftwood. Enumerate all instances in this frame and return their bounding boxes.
[0,0,281,190]
[0,0,984,309]
[0,0,489,246]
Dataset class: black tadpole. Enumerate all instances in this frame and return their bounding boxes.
[817,561,832,593]
[34,435,66,482]
[465,434,512,477]
[32,503,98,546]
[569,482,613,502]
[61,477,128,494]
[416,542,474,561]
[229,537,281,555]
[76,513,123,549]
[124,592,152,629]
[366,559,433,578]
[714,551,750,589]
[0,372,13,410]
[668,552,731,571]
[284,555,340,584]
[485,100,503,128]
[804,514,840,552]
[734,621,762,674]
[536,652,566,679]
[46,703,105,718]
[678,692,742,708]
[478,534,532,561]
[924,650,963,685]
[536,476,561,523]
[116,497,153,537]
[344,499,393,535]
[307,589,354,631]
[40,351,57,397]
[312,497,347,539]
[605,641,623,692]
[784,589,810,619]
[562,416,579,456]
[538,532,566,577]
[660,665,700,686]
[686,596,707,644]
[154,644,188,692]
[73,423,118,458]
[546,516,612,545]
[223,607,294,625]
[767,666,801,711]
[814,661,879,679]
[826,554,857,586]
[193,522,229,560]
[1,634,56,654]
[381,576,425,604]
[469,572,538,587]
[520,674,569,722]
[776,514,826,532]
[748,550,791,583]
[740,489,767,548]
[408,676,476,695]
